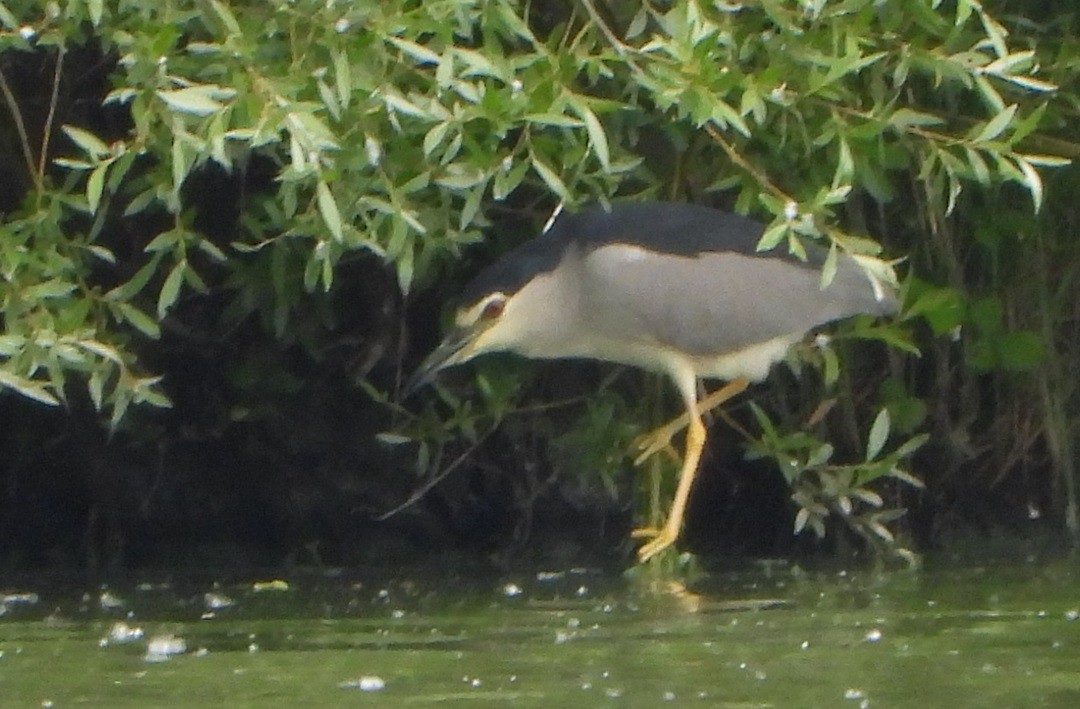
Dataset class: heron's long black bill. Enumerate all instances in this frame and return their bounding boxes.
[405,328,475,395]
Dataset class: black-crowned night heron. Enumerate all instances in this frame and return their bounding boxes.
[412,201,897,561]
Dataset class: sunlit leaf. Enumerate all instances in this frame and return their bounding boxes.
[0,3,17,29]
[982,50,1035,76]
[388,36,440,65]
[525,113,584,128]
[530,156,571,202]
[113,302,160,339]
[887,108,945,129]
[1014,156,1044,211]
[87,162,108,213]
[316,180,344,241]
[756,221,788,252]
[157,261,185,318]
[62,125,110,158]
[1016,153,1070,167]
[572,100,611,171]
[333,49,351,108]
[866,409,890,461]
[73,339,123,365]
[970,104,1016,143]
[0,370,59,406]
[996,73,1057,93]
[209,0,242,37]
[157,86,232,116]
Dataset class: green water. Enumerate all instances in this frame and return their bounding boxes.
[2,559,1079,707]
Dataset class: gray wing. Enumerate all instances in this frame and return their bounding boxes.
[578,243,890,357]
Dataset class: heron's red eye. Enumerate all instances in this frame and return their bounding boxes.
[480,297,505,321]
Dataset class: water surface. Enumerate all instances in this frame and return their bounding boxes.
[2,558,1079,706]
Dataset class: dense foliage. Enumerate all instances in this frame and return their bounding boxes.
[0,0,1076,568]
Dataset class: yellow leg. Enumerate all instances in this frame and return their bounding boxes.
[634,377,749,466]
[633,369,749,562]
[635,408,707,561]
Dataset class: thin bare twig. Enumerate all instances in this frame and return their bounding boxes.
[0,66,42,191]
[375,425,498,521]
[578,0,629,56]
[37,45,65,194]
[704,122,791,202]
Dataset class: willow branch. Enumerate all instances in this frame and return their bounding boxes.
[0,66,42,192]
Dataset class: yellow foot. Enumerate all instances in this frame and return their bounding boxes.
[632,416,689,466]
[632,524,679,562]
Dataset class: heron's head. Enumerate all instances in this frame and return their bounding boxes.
[407,225,576,392]
[407,289,516,392]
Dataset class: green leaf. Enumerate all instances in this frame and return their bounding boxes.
[435,165,486,190]
[114,302,161,338]
[460,184,485,230]
[968,296,1003,335]
[52,158,94,171]
[1014,156,1044,211]
[24,279,76,300]
[905,285,965,335]
[494,159,529,201]
[397,243,415,295]
[978,10,1009,58]
[525,113,585,128]
[316,180,344,242]
[157,86,233,116]
[62,125,110,158]
[157,261,185,319]
[453,48,503,80]
[0,369,60,406]
[317,79,340,121]
[806,443,834,468]
[380,91,430,119]
[0,335,24,355]
[106,253,164,301]
[821,343,839,388]
[970,104,1016,144]
[209,0,242,37]
[530,156,571,202]
[436,48,454,86]
[144,229,182,254]
[1016,153,1071,168]
[820,242,838,289]
[333,49,351,109]
[87,162,108,213]
[76,339,124,365]
[756,221,788,251]
[880,378,928,435]
[0,3,17,29]
[571,100,610,171]
[287,112,340,151]
[887,108,945,130]
[88,368,104,410]
[996,331,1045,371]
[964,147,991,184]
[973,75,1005,113]
[710,99,751,137]
[996,73,1057,93]
[423,122,450,157]
[109,390,131,430]
[893,434,930,461]
[388,36,441,65]
[866,409,890,461]
[982,50,1035,76]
